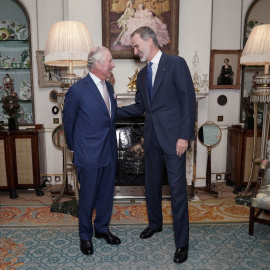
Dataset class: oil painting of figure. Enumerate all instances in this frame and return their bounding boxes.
[110,0,171,51]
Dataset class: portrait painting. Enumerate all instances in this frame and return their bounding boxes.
[209,50,242,90]
[102,0,179,59]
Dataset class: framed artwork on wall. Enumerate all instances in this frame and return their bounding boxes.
[36,50,67,88]
[102,0,179,59]
[209,50,242,90]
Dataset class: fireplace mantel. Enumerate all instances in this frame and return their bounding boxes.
[117,92,208,107]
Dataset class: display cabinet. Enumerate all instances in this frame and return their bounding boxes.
[0,129,43,198]
[225,125,262,194]
[0,0,34,125]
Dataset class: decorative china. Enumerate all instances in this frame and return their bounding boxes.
[16,105,25,124]
[0,113,8,121]
[21,49,29,62]
[0,28,10,40]
[0,20,28,40]
[0,55,19,69]
[17,28,28,40]
[24,112,33,123]
[0,20,17,37]
[21,49,30,68]
[19,80,31,100]
[23,57,30,69]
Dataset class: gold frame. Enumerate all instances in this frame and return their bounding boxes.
[36,50,67,88]
[209,50,242,90]
[102,0,179,59]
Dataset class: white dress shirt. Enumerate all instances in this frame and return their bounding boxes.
[149,50,162,86]
[89,72,111,112]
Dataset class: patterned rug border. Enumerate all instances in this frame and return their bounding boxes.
[0,199,251,227]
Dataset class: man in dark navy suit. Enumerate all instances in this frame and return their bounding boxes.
[117,27,196,264]
[63,46,121,256]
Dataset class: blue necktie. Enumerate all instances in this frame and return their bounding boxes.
[147,62,153,101]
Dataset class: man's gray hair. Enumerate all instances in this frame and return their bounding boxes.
[87,46,109,71]
[131,26,158,47]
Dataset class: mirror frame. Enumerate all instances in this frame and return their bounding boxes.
[197,121,222,148]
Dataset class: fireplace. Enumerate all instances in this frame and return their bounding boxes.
[114,116,170,200]
[113,92,208,200]
[116,121,145,186]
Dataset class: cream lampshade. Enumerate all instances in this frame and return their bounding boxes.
[44,21,93,85]
[240,24,270,103]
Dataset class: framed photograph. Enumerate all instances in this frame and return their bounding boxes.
[36,50,67,88]
[102,0,179,59]
[209,50,242,90]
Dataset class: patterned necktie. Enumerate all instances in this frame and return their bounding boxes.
[101,81,111,117]
[147,62,153,101]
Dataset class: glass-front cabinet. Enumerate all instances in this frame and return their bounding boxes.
[0,0,34,125]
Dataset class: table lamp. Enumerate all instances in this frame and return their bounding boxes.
[45,20,93,93]
[240,24,270,195]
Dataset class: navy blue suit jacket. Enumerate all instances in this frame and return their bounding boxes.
[117,52,196,155]
[63,74,118,168]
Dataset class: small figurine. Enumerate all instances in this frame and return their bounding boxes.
[2,94,20,131]
[127,69,138,92]
[2,74,17,99]
[192,72,200,92]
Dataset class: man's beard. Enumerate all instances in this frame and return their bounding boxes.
[139,46,150,62]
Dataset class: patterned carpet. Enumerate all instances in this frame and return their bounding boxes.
[1,223,270,269]
[1,199,270,269]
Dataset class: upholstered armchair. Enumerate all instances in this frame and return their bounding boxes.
[249,159,270,235]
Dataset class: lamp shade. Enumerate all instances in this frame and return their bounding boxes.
[44,21,93,67]
[240,24,270,65]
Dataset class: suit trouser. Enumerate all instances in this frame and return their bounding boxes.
[145,126,189,248]
[77,163,116,241]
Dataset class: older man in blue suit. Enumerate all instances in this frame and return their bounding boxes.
[117,27,196,264]
[63,46,120,256]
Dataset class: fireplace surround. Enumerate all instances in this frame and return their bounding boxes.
[113,92,208,200]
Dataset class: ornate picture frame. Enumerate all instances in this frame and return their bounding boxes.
[209,50,242,90]
[102,0,179,59]
[36,50,67,88]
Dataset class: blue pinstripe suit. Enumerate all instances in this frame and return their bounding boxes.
[63,74,117,241]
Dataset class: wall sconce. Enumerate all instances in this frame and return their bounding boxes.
[192,51,209,92]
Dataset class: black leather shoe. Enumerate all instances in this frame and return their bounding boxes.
[140,226,162,239]
[173,246,188,264]
[95,231,121,245]
[80,240,93,256]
